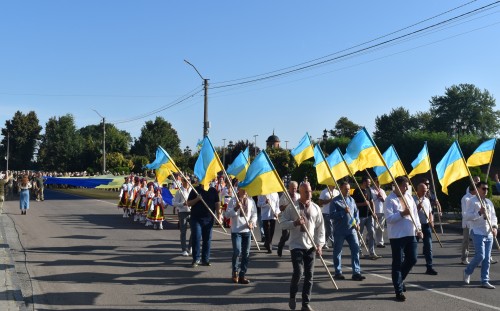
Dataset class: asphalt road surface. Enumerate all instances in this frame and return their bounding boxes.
[1,189,499,311]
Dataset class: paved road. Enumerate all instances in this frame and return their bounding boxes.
[1,189,499,310]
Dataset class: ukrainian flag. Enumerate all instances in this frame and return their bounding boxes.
[291,133,314,166]
[436,141,468,195]
[467,138,496,167]
[239,151,284,197]
[345,128,385,172]
[313,145,336,186]
[194,136,224,190]
[373,145,405,185]
[326,148,350,181]
[227,147,250,181]
[408,142,431,178]
[144,146,179,185]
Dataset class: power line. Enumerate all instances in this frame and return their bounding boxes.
[210,1,499,89]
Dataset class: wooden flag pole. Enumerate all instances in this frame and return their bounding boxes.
[415,193,443,247]
[264,152,338,290]
[169,162,227,233]
[456,142,500,250]
[426,143,444,234]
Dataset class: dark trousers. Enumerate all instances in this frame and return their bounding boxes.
[278,230,290,250]
[263,219,276,251]
[417,224,433,269]
[190,217,214,263]
[290,248,316,307]
[390,236,417,294]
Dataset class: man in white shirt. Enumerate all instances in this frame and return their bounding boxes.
[277,181,300,257]
[371,178,387,248]
[173,176,192,256]
[318,184,339,249]
[414,183,437,275]
[258,192,280,253]
[384,176,423,302]
[225,188,258,284]
[463,181,498,289]
[280,182,324,311]
[460,185,475,265]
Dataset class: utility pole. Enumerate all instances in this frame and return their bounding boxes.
[222,138,227,167]
[253,134,258,157]
[185,59,210,137]
[6,131,9,173]
[92,110,106,174]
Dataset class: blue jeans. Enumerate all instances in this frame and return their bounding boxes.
[417,223,433,269]
[190,217,213,263]
[465,231,493,283]
[390,236,417,294]
[323,213,334,246]
[290,248,316,307]
[231,232,251,277]
[333,230,360,275]
[178,212,192,252]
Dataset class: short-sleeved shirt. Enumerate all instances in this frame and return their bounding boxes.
[188,185,220,220]
[352,187,373,218]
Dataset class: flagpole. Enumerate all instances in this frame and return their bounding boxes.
[212,149,261,250]
[485,138,497,180]
[169,161,228,233]
[456,141,500,250]
[317,147,368,254]
[426,142,444,234]
[264,151,338,290]
[337,150,382,230]
[392,146,442,247]
[362,135,421,233]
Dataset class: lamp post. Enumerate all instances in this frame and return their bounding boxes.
[253,134,258,156]
[92,109,106,174]
[6,130,9,173]
[184,59,209,137]
[228,140,234,164]
[452,117,467,141]
[322,129,328,149]
[285,140,289,150]
[222,138,227,167]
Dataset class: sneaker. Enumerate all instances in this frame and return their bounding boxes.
[334,274,345,280]
[181,251,189,257]
[191,260,200,267]
[461,259,469,265]
[481,282,496,289]
[352,274,366,281]
[395,293,406,302]
[490,258,498,264]
[159,223,163,230]
[463,270,470,284]
[376,244,386,248]
[369,254,382,260]
[425,268,438,275]
[289,297,296,310]
[201,261,211,266]
[301,304,314,311]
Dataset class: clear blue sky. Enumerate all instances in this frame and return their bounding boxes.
[1,1,499,152]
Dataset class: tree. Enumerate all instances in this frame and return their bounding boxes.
[374,107,416,143]
[266,147,296,179]
[130,117,181,161]
[330,117,361,138]
[429,84,500,137]
[38,114,83,171]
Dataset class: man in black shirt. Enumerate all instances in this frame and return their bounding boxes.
[352,176,381,260]
[187,183,221,267]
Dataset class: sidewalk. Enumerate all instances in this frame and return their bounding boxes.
[0,209,27,311]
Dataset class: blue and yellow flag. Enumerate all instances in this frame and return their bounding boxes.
[291,133,314,166]
[345,128,385,172]
[436,141,468,195]
[467,138,496,167]
[227,147,250,181]
[144,146,179,185]
[373,145,406,185]
[408,143,431,178]
[194,136,224,190]
[326,148,350,181]
[239,151,284,197]
[313,145,336,186]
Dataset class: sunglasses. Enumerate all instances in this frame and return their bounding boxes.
[481,187,489,190]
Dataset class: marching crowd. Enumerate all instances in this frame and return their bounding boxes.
[113,171,498,311]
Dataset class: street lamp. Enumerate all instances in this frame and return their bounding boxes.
[228,141,234,164]
[285,140,289,150]
[92,109,106,174]
[253,134,258,156]
[184,59,209,137]
[222,138,227,167]
[452,117,467,141]
[322,129,328,149]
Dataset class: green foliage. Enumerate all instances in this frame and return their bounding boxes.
[106,152,132,172]
[322,136,350,155]
[38,114,83,171]
[130,155,149,173]
[329,117,361,138]
[291,160,317,190]
[130,116,181,161]
[312,190,321,203]
[0,111,42,170]
[266,147,296,179]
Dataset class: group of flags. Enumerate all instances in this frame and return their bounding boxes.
[143,129,496,200]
